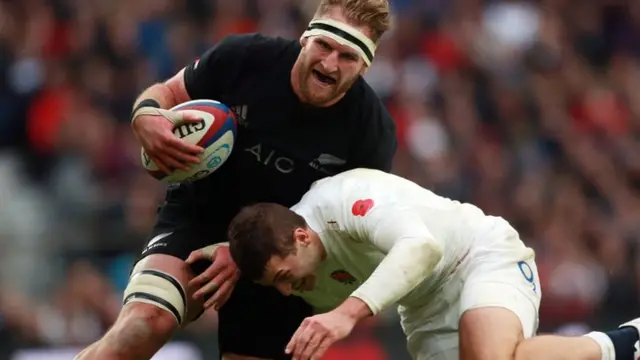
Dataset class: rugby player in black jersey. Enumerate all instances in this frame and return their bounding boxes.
[75,0,396,359]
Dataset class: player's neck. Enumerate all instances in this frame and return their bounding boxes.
[290,59,304,102]
[309,230,327,261]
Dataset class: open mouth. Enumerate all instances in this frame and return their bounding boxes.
[312,69,337,86]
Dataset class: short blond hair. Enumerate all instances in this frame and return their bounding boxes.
[314,0,391,44]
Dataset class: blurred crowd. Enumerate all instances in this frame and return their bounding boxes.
[1,0,639,358]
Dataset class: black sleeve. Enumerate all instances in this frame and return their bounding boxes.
[183,34,256,100]
[350,93,398,172]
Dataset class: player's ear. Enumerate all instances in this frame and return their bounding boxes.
[300,36,309,48]
[293,227,312,247]
[359,63,369,76]
[293,227,310,246]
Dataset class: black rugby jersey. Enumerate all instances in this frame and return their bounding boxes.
[172,33,396,232]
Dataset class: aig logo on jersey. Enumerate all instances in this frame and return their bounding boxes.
[245,143,295,174]
[330,270,357,285]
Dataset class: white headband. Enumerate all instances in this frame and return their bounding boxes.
[302,18,377,65]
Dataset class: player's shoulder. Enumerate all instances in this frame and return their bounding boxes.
[309,169,392,195]
[330,168,390,182]
[326,169,424,201]
[203,33,298,65]
[346,78,391,117]
[347,76,380,102]
[295,169,400,224]
[342,78,396,136]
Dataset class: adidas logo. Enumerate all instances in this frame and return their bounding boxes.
[230,105,248,127]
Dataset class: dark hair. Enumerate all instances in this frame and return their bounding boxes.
[228,203,307,281]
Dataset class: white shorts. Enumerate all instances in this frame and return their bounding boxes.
[399,220,542,360]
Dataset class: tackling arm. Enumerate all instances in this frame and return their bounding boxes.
[348,209,443,315]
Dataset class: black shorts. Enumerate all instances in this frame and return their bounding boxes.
[135,193,312,359]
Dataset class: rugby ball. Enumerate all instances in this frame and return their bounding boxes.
[141,99,237,183]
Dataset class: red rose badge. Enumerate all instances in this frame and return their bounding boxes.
[330,270,357,285]
[352,199,374,216]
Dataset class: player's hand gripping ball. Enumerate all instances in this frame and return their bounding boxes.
[140,99,238,183]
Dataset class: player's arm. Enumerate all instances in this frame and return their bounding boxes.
[284,204,439,359]
[342,207,443,318]
[130,35,252,173]
[132,34,250,113]
[130,69,187,112]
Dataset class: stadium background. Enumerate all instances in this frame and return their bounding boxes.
[1,0,639,358]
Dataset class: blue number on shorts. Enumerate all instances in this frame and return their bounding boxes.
[517,261,536,293]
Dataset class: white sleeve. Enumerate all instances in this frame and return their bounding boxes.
[347,206,443,314]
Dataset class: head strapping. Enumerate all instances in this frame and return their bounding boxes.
[302,18,377,65]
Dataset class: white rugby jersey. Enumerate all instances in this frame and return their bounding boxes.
[290,168,506,314]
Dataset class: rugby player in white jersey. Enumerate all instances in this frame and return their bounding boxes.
[200,168,640,360]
